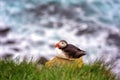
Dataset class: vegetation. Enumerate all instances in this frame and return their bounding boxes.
[0,59,116,80]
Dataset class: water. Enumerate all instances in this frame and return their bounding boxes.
[0,0,120,76]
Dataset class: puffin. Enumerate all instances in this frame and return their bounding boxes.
[45,40,86,68]
[55,40,86,59]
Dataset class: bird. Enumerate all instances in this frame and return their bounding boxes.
[55,40,86,59]
[45,40,86,68]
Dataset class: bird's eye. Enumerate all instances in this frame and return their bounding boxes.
[59,41,67,48]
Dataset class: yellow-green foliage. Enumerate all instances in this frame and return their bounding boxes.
[0,59,116,80]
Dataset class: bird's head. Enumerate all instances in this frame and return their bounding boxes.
[55,40,68,49]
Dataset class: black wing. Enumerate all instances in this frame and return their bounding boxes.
[63,44,83,52]
[62,44,85,58]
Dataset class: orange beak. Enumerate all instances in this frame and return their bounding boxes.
[55,42,59,48]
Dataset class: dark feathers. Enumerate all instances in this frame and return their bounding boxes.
[61,44,86,58]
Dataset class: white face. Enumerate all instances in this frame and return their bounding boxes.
[59,41,67,48]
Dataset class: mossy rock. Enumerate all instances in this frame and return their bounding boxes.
[45,56,83,68]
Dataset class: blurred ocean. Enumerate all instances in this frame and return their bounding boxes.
[0,0,120,76]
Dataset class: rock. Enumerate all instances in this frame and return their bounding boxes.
[76,23,103,36]
[45,56,83,68]
[107,33,120,49]
[115,55,120,59]
[44,21,63,28]
[2,54,13,60]
[60,9,76,19]
[37,57,48,65]
[12,48,21,52]
[0,26,11,36]
[76,27,96,35]
[4,40,16,45]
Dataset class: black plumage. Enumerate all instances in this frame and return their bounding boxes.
[56,40,86,58]
[61,44,85,58]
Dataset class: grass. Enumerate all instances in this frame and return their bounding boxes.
[0,59,116,80]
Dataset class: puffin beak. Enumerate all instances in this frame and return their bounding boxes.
[55,42,59,48]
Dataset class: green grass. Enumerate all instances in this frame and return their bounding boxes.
[0,59,116,80]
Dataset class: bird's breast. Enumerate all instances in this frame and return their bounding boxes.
[55,48,68,59]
